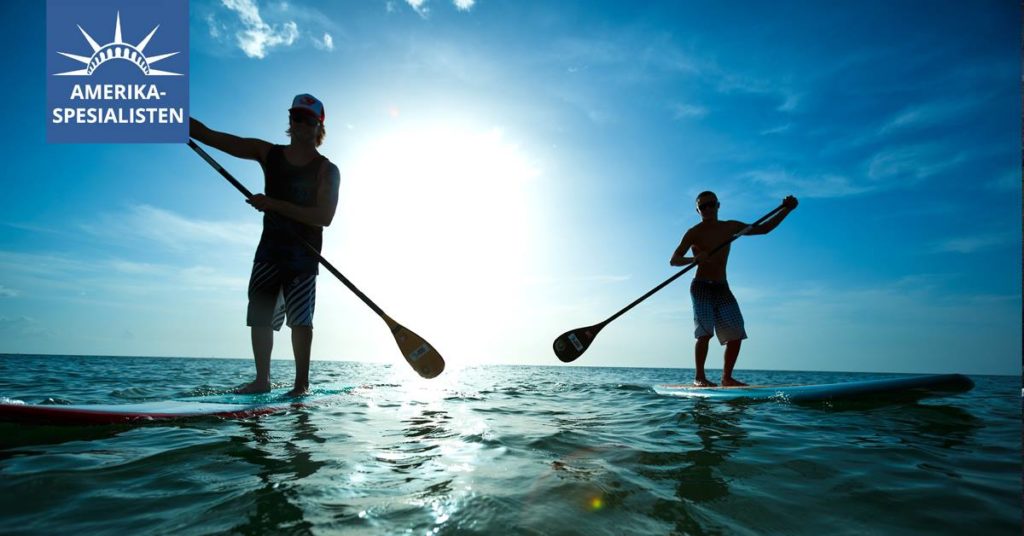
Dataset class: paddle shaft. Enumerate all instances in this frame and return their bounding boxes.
[187,139,387,319]
[600,203,788,327]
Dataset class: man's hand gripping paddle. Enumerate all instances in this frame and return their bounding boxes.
[552,203,789,363]
[188,139,445,379]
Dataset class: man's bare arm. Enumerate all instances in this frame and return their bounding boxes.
[190,117,272,163]
[670,230,696,266]
[747,196,798,235]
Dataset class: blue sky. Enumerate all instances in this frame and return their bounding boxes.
[0,0,1019,375]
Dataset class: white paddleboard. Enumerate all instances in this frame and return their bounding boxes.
[653,374,973,402]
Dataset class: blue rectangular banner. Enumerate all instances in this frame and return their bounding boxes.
[47,0,189,143]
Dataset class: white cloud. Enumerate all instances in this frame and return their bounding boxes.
[0,249,248,306]
[401,0,476,16]
[670,103,708,120]
[406,0,429,17]
[108,261,164,275]
[550,85,617,125]
[205,13,221,38]
[743,168,869,198]
[760,123,791,135]
[220,0,299,59]
[313,32,334,51]
[776,92,802,112]
[931,233,1013,254]
[744,143,972,198]
[238,21,298,59]
[866,144,966,183]
[715,72,801,113]
[0,206,259,308]
[180,266,249,291]
[80,204,259,252]
[879,96,986,134]
[549,37,628,67]
[753,278,1021,336]
[0,251,97,281]
[985,169,1020,192]
[103,261,249,292]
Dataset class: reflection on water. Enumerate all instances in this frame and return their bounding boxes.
[890,404,981,450]
[375,408,451,477]
[341,390,483,533]
[675,400,749,502]
[640,399,752,535]
[392,405,467,529]
[0,422,125,453]
[221,411,327,534]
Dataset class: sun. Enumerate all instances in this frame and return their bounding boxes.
[332,119,543,365]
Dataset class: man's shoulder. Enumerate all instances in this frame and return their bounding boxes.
[251,143,276,166]
[317,157,340,180]
[687,221,710,233]
[320,156,338,171]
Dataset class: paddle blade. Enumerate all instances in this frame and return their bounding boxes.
[552,324,603,363]
[389,321,446,379]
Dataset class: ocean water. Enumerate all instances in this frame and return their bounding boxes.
[0,354,1019,535]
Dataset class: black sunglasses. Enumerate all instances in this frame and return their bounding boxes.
[289,112,319,126]
[698,201,720,211]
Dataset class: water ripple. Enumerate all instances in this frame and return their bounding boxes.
[0,356,1018,535]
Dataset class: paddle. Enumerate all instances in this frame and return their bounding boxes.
[552,203,788,363]
[188,139,445,379]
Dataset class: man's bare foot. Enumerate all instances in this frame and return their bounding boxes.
[693,378,718,387]
[721,378,748,387]
[285,385,309,397]
[234,380,271,394]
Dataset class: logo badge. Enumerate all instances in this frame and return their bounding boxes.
[47,0,189,143]
[568,333,584,352]
[407,343,431,362]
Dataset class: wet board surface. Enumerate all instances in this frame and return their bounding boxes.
[653,374,974,402]
[0,387,352,425]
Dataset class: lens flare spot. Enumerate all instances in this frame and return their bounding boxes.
[589,496,604,511]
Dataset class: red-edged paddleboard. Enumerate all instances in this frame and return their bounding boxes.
[0,387,352,425]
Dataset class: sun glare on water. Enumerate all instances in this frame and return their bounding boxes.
[335,120,544,366]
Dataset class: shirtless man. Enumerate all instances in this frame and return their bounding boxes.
[670,192,798,387]
[190,94,341,396]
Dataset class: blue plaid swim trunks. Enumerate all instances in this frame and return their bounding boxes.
[690,279,747,345]
[247,262,316,330]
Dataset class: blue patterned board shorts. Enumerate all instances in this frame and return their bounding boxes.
[247,262,317,330]
[690,279,747,345]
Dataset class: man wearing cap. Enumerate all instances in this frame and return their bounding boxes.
[190,94,340,396]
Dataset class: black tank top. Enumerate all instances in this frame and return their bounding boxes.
[253,145,327,274]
